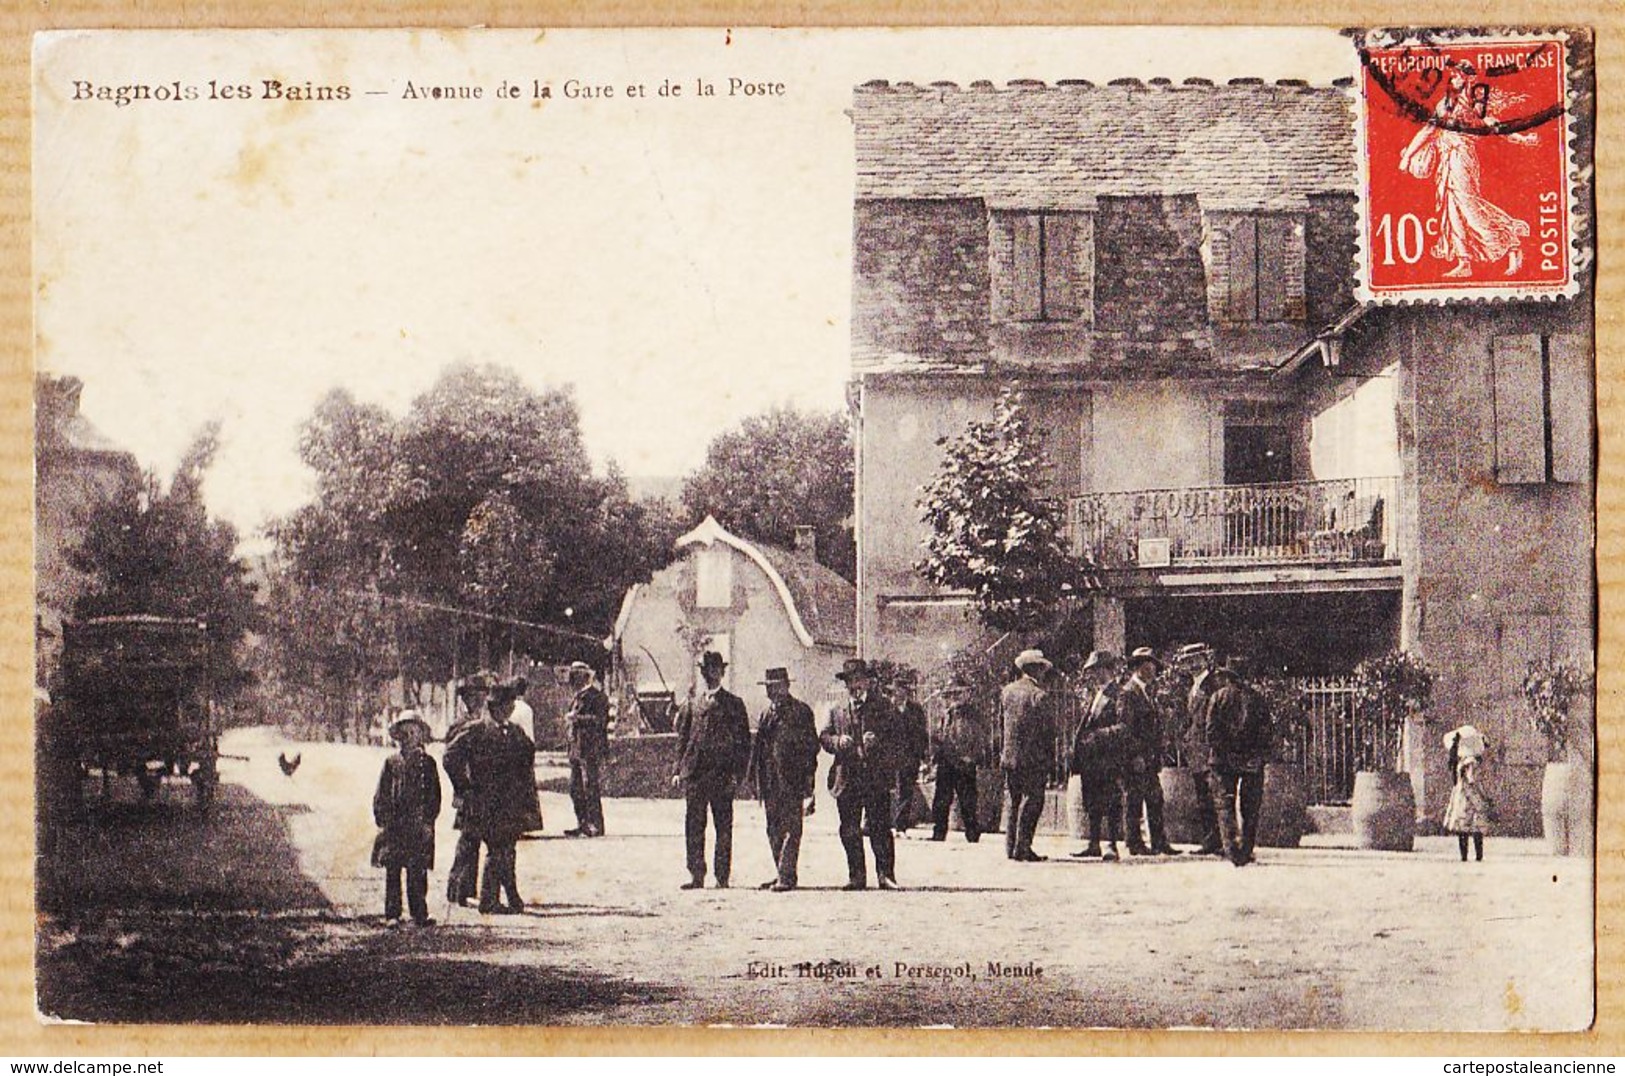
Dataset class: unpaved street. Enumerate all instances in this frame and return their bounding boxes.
[36,728,1594,1029]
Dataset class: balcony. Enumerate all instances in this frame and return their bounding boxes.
[1062,476,1399,571]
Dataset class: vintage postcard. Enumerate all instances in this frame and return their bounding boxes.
[29,26,1596,1033]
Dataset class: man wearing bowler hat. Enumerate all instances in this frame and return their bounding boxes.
[444,670,494,906]
[1119,647,1181,856]
[564,661,610,838]
[746,668,820,891]
[1001,649,1057,862]
[672,650,752,889]
[821,658,905,890]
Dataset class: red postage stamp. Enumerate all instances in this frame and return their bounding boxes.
[1355,30,1577,302]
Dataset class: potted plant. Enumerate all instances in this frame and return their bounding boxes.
[1252,672,1310,848]
[1523,658,1593,856]
[1349,650,1434,851]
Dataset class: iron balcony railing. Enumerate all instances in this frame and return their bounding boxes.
[1062,476,1399,570]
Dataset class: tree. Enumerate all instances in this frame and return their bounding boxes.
[69,422,259,698]
[915,387,1085,634]
[266,364,679,707]
[681,406,855,581]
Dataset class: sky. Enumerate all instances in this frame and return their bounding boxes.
[34,27,1354,545]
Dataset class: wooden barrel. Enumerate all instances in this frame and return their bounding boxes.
[1159,766,1205,845]
[1351,769,1416,851]
[1257,763,1309,848]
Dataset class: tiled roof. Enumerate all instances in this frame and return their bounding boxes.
[853,80,1356,211]
[756,543,857,651]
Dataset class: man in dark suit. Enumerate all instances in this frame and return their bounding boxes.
[1175,642,1226,857]
[747,667,820,891]
[564,661,610,838]
[671,651,752,890]
[820,658,904,890]
[1205,658,1272,868]
[1068,650,1129,861]
[1000,649,1056,863]
[928,684,986,843]
[443,671,493,906]
[1118,647,1181,856]
[889,672,929,834]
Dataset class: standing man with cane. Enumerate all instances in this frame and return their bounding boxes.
[821,658,904,890]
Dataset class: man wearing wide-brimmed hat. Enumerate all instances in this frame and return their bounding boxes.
[1204,657,1272,867]
[564,661,610,838]
[1175,643,1225,857]
[1119,647,1181,856]
[1067,650,1129,861]
[672,651,752,890]
[746,668,820,891]
[444,670,496,906]
[1000,649,1057,863]
[821,658,906,890]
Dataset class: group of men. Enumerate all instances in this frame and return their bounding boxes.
[1064,643,1273,868]
[440,661,610,913]
[669,652,929,892]
[437,637,1271,911]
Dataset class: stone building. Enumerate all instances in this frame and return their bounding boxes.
[848,79,1592,834]
[611,515,857,727]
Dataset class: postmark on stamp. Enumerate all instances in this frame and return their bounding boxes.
[1354,29,1578,302]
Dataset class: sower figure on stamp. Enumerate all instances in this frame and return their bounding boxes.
[1068,650,1128,861]
[564,661,609,838]
[821,658,905,890]
[889,671,929,835]
[1204,658,1272,868]
[1000,649,1056,863]
[928,681,986,844]
[1175,643,1225,857]
[671,650,752,890]
[372,711,442,927]
[747,667,820,892]
[1118,647,1181,856]
[443,671,493,907]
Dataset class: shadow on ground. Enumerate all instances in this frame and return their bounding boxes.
[37,912,678,1024]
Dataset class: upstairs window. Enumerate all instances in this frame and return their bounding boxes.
[1493,334,1588,485]
[990,211,1093,324]
[1207,213,1306,325]
[695,547,733,608]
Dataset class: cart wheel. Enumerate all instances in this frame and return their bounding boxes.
[137,769,162,800]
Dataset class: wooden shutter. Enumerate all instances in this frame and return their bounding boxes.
[1256,215,1306,322]
[1205,213,1232,323]
[1042,214,1077,320]
[1071,212,1095,325]
[1011,214,1044,320]
[1547,333,1591,484]
[1225,216,1258,323]
[1492,334,1546,484]
[988,212,1016,323]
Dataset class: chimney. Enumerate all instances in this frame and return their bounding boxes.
[793,525,818,562]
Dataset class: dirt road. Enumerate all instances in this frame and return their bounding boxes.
[35,728,1594,1029]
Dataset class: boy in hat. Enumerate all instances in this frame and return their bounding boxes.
[1119,647,1181,856]
[821,658,905,889]
[746,668,820,891]
[372,711,443,926]
[1001,649,1057,862]
[564,661,610,838]
[671,651,752,889]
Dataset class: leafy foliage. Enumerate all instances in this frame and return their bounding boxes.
[266,365,682,721]
[1521,658,1591,758]
[681,406,855,581]
[1352,649,1434,772]
[915,388,1085,633]
[68,422,259,700]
